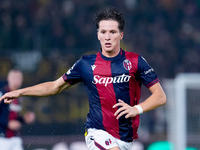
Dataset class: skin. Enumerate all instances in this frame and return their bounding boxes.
[113,83,166,119]
[97,20,124,58]
[7,70,23,91]
[0,20,166,150]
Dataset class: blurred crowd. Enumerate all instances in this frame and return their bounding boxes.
[0,0,200,79]
[0,0,200,146]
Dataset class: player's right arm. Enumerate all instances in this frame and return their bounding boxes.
[0,77,71,104]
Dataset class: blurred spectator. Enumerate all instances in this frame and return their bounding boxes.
[0,0,200,78]
[69,141,88,150]
[52,142,69,150]
[131,140,144,150]
[0,69,35,150]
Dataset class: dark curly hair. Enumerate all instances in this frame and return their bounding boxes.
[93,7,125,32]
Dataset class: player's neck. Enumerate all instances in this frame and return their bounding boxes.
[101,48,120,58]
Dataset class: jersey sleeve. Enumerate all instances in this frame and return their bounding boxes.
[138,55,160,88]
[62,58,83,85]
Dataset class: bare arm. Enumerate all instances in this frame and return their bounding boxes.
[113,82,166,119]
[139,82,166,112]
[0,77,71,104]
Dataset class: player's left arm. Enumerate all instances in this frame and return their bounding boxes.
[113,82,166,119]
[139,82,166,112]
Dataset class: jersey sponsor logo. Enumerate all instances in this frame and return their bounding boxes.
[92,74,131,86]
[144,68,154,74]
[123,59,132,71]
[91,65,97,71]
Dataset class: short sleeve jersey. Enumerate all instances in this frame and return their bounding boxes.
[62,49,159,142]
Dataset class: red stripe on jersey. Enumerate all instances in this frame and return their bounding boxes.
[6,99,18,138]
[146,78,160,88]
[125,52,140,140]
[125,52,140,106]
[93,53,120,139]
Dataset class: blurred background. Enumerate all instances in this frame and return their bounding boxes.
[0,0,200,150]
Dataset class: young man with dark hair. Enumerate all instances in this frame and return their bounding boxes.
[0,8,166,150]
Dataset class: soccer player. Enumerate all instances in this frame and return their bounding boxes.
[0,69,35,150]
[0,8,166,150]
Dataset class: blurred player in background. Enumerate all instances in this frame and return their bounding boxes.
[0,69,35,150]
[0,8,166,150]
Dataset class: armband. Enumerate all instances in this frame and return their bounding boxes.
[134,105,143,114]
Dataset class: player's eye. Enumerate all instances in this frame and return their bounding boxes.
[110,30,116,34]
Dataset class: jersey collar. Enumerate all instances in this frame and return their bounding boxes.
[99,48,123,61]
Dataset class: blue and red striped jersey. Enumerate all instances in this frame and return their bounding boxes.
[0,87,23,138]
[62,49,159,142]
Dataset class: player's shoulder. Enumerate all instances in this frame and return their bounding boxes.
[82,54,97,59]
[81,53,97,61]
[77,54,97,65]
[123,50,140,58]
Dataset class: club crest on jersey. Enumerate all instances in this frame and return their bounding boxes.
[105,139,112,146]
[123,59,132,71]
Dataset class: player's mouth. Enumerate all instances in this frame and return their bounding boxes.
[105,43,111,48]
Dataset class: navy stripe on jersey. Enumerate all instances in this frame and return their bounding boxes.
[110,50,133,141]
[63,55,105,130]
[82,54,106,130]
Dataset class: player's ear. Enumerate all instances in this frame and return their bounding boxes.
[120,32,124,40]
[97,31,100,40]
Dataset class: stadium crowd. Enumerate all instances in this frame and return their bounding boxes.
[0,0,200,79]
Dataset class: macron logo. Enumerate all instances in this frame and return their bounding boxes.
[91,65,97,71]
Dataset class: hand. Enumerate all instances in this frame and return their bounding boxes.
[8,120,22,131]
[113,99,139,119]
[0,91,20,104]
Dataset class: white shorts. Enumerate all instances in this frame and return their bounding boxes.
[85,128,134,150]
[0,137,24,150]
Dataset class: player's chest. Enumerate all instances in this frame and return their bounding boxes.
[82,59,137,84]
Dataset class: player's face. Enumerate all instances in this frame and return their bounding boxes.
[97,20,123,57]
[7,71,23,90]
